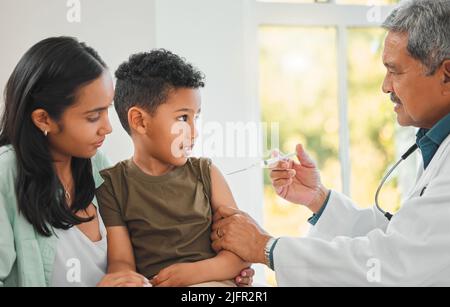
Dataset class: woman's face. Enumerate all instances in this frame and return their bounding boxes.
[47,71,114,160]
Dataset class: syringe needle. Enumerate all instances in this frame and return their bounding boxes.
[226,168,249,176]
[226,152,296,176]
[226,162,260,176]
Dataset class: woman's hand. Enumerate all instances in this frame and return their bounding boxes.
[234,267,255,287]
[270,144,329,213]
[97,270,151,287]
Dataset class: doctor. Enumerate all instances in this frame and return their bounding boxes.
[211,0,450,286]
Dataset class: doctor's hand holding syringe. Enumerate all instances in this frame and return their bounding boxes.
[268,144,330,215]
[227,144,330,215]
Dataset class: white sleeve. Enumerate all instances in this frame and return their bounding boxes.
[306,191,389,241]
[273,167,450,286]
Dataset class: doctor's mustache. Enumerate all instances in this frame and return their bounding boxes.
[390,93,402,104]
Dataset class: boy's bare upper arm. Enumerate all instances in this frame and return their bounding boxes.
[210,164,238,212]
[106,226,136,271]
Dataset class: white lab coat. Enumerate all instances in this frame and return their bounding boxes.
[274,135,450,286]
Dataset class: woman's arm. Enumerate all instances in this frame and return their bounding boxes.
[0,191,15,287]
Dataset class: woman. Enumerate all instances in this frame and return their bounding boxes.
[0,37,253,287]
[0,36,150,287]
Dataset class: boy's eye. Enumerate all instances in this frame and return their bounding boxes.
[87,117,100,123]
[177,115,189,122]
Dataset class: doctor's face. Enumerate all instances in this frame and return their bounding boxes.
[381,31,449,129]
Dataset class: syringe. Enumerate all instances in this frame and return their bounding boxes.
[226,152,296,176]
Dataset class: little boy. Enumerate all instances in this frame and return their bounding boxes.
[97,50,250,286]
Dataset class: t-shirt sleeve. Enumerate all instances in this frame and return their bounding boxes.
[97,172,126,227]
[198,158,212,201]
[92,150,113,189]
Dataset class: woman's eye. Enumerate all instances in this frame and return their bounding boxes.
[87,112,101,122]
[177,115,188,122]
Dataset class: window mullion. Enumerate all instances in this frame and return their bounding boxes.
[337,25,351,196]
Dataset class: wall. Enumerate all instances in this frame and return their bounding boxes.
[0,0,157,162]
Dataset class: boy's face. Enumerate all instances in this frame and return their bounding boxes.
[139,88,201,166]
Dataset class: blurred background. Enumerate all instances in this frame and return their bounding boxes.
[0,0,418,285]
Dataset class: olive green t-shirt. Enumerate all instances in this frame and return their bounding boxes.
[97,157,216,278]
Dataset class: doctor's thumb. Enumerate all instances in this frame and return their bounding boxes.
[296,144,315,168]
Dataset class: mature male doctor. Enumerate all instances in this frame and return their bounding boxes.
[211,0,450,286]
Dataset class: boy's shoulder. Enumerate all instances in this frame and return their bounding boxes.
[187,156,212,169]
[98,159,131,187]
[187,157,213,178]
[100,159,129,175]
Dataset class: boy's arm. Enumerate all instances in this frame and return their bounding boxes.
[96,178,137,274]
[200,163,250,280]
[101,225,150,287]
[97,178,150,287]
[106,226,137,274]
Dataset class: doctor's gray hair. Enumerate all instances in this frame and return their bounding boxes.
[382,0,450,75]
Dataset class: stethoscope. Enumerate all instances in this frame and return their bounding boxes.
[375,143,419,221]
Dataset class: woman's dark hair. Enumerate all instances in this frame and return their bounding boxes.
[0,37,107,237]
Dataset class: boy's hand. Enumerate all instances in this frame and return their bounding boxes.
[235,267,255,287]
[151,263,199,287]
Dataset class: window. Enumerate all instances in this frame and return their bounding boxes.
[260,25,341,237]
[347,27,400,210]
[256,0,411,285]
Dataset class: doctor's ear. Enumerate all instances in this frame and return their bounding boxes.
[443,60,450,84]
[31,109,55,136]
[442,60,450,96]
[128,107,150,135]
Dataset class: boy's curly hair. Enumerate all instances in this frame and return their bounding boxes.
[114,49,205,134]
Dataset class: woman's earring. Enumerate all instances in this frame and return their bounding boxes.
[44,130,48,137]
